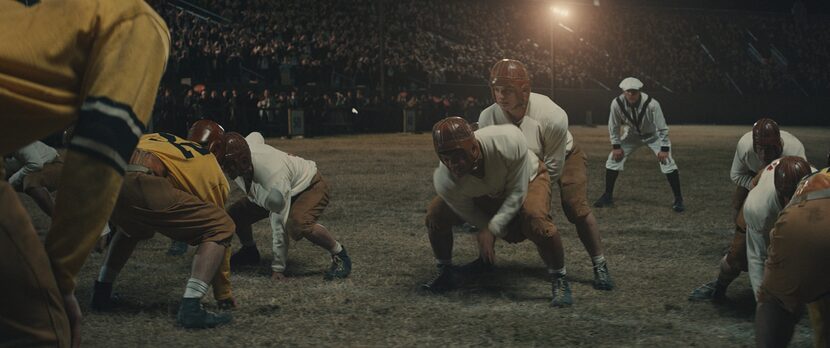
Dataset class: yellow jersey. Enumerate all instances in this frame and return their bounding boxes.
[0,0,170,294]
[137,133,229,208]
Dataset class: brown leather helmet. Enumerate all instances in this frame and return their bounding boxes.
[188,120,225,151]
[490,59,531,104]
[773,156,812,203]
[752,118,782,164]
[432,117,476,154]
[217,132,251,179]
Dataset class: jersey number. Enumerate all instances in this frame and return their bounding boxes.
[153,133,211,158]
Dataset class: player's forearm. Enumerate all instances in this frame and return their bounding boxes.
[45,151,124,294]
[271,226,288,273]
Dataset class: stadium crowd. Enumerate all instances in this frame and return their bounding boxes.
[150,0,830,91]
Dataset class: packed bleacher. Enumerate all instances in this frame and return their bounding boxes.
[145,0,830,136]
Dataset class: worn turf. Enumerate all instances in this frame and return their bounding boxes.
[22,125,828,347]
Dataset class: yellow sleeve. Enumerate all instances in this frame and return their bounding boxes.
[45,2,170,295]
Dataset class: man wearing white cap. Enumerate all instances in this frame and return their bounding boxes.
[594,77,685,212]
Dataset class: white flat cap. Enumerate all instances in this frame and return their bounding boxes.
[619,77,643,91]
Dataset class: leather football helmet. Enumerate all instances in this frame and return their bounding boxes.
[752,118,783,165]
[432,117,480,178]
[773,156,812,203]
[188,120,225,152]
[217,132,252,180]
[489,59,531,106]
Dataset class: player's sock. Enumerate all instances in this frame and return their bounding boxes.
[548,267,567,278]
[604,169,619,197]
[330,241,343,255]
[591,255,607,267]
[436,259,452,267]
[666,169,683,200]
[183,278,210,299]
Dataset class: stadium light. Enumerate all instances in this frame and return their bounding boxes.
[550,6,570,17]
[549,5,570,100]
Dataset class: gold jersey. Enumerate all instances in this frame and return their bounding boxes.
[0,0,170,294]
[137,133,229,208]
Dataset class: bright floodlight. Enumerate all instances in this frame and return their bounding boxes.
[550,6,569,17]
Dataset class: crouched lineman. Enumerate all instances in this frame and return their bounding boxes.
[422,117,572,307]
[755,161,830,347]
[689,118,806,301]
[91,132,235,328]
[478,59,613,290]
[1,0,168,346]
[204,127,352,281]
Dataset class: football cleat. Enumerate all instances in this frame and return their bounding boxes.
[420,264,459,293]
[177,298,232,329]
[592,262,615,291]
[324,247,352,280]
[593,193,614,208]
[672,198,685,213]
[689,279,726,302]
[550,275,573,308]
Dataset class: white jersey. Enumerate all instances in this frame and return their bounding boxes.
[6,141,60,191]
[433,125,539,238]
[608,92,670,149]
[730,130,806,189]
[478,92,572,182]
[233,132,318,272]
[744,158,815,298]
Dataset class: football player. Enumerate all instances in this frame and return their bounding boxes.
[478,59,613,290]
[422,117,572,307]
[0,0,168,346]
[92,132,236,328]
[689,119,807,301]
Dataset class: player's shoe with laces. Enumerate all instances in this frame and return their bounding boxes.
[689,279,726,301]
[593,193,614,208]
[90,280,120,311]
[550,275,573,307]
[230,245,261,269]
[177,298,232,329]
[592,262,615,290]
[324,247,352,280]
[420,264,459,293]
[672,198,686,213]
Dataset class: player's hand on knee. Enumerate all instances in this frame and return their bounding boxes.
[657,151,669,164]
[612,149,624,162]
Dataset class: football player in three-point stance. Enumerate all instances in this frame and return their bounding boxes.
[478,59,614,291]
[1,0,168,346]
[689,119,807,301]
[204,128,352,281]
[422,117,573,307]
[91,132,236,328]
[755,165,830,347]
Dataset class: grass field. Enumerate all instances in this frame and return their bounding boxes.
[23,125,829,347]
